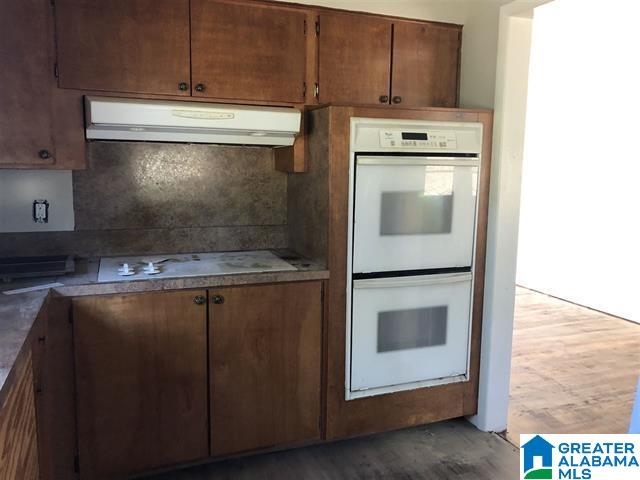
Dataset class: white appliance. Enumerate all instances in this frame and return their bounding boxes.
[346,117,483,400]
[85,96,301,146]
[97,250,297,283]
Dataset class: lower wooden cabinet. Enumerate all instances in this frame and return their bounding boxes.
[209,281,323,455]
[0,351,39,480]
[70,281,323,477]
[72,290,209,479]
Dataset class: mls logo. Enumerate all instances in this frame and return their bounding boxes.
[521,435,555,479]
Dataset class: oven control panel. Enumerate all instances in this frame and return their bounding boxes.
[379,130,458,149]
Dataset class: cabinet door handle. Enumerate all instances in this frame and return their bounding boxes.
[212,295,225,305]
[38,149,51,159]
[193,295,206,305]
[379,95,389,104]
[195,83,205,93]
[392,96,403,104]
[178,82,189,91]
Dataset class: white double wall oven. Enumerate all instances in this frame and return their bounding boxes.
[346,118,484,400]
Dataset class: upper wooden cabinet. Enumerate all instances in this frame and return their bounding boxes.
[318,13,392,106]
[72,290,209,479]
[191,0,307,103]
[51,1,461,109]
[210,282,322,456]
[55,0,191,96]
[317,15,461,108]
[391,21,461,108]
[0,0,56,167]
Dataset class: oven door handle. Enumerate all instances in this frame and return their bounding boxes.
[357,156,479,167]
[353,272,472,289]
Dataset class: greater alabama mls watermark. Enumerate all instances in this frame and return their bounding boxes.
[520,434,640,479]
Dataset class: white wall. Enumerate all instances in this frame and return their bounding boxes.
[516,0,640,323]
[274,0,512,109]
[468,2,541,433]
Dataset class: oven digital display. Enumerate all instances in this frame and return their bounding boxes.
[402,132,429,141]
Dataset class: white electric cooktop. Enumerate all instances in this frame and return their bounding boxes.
[97,250,297,283]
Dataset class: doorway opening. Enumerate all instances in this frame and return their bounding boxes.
[504,0,640,445]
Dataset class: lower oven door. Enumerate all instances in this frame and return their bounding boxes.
[349,272,472,398]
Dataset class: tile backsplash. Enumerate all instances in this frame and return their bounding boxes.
[0,142,288,257]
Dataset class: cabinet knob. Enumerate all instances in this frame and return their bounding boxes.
[195,83,205,93]
[212,295,225,305]
[392,96,403,104]
[38,149,51,159]
[193,295,206,305]
[379,95,389,104]
[178,82,189,91]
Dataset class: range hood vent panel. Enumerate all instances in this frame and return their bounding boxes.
[85,96,301,147]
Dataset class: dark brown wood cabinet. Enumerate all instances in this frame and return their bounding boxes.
[72,290,209,479]
[34,298,78,480]
[191,0,308,103]
[391,21,461,108]
[55,0,191,96]
[0,0,57,167]
[317,15,461,108]
[209,281,322,456]
[0,351,39,480]
[318,13,393,106]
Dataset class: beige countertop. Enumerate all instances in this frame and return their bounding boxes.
[0,250,328,404]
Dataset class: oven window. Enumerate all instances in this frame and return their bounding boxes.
[377,306,448,353]
[379,166,455,235]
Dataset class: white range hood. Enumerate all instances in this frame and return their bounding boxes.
[84,96,301,147]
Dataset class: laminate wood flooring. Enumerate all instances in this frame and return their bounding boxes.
[506,287,640,446]
[144,419,518,480]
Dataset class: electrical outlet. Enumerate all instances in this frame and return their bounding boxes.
[33,199,49,224]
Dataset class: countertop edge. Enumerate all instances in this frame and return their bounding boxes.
[0,267,329,407]
[52,268,329,297]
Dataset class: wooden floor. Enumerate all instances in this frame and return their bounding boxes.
[145,419,518,480]
[506,287,640,445]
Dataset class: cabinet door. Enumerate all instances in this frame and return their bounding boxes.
[73,291,208,479]
[55,0,191,96]
[191,0,307,103]
[0,0,56,166]
[0,352,39,480]
[391,22,461,108]
[210,282,322,456]
[318,13,392,106]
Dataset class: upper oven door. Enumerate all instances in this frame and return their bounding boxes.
[353,155,479,274]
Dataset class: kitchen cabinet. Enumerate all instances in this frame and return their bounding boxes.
[317,15,461,108]
[191,0,308,103]
[391,21,461,108]
[55,0,191,96]
[317,13,392,106]
[297,106,491,440]
[0,0,57,167]
[72,290,209,479]
[33,298,77,480]
[51,0,461,110]
[0,351,39,480]
[210,281,322,456]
